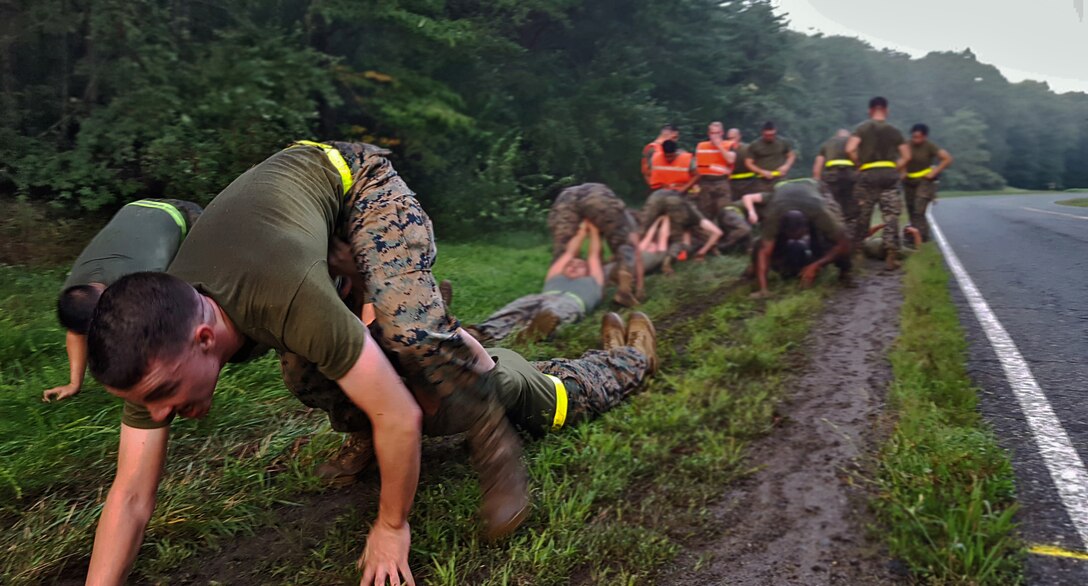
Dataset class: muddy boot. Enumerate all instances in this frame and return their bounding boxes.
[515,309,561,344]
[315,432,375,487]
[601,312,627,351]
[439,279,454,307]
[613,266,639,307]
[626,311,658,374]
[883,249,901,272]
[467,403,530,541]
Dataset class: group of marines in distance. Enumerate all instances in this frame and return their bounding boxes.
[42,95,950,585]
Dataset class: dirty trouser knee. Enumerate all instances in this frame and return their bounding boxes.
[853,168,901,252]
[475,293,584,343]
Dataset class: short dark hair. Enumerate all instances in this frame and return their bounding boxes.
[911,123,930,136]
[87,272,201,389]
[869,96,889,110]
[662,140,678,154]
[662,123,679,132]
[761,121,776,131]
[780,209,808,238]
[57,285,103,335]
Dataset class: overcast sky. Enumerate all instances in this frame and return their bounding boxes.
[773,0,1088,94]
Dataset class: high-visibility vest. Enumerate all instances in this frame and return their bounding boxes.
[642,141,663,183]
[695,140,736,177]
[649,151,695,190]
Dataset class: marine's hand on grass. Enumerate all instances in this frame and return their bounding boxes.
[749,289,773,300]
[43,383,80,402]
[799,264,821,287]
[358,521,414,586]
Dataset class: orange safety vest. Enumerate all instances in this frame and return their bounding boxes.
[649,150,695,190]
[642,141,663,184]
[695,140,736,177]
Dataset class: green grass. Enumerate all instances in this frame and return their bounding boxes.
[0,238,827,585]
[1055,197,1088,208]
[874,245,1021,584]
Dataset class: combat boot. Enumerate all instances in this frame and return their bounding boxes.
[626,311,658,374]
[439,279,454,307]
[467,402,530,540]
[315,431,375,487]
[613,266,639,307]
[884,249,901,272]
[516,308,561,343]
[601,312,627,351]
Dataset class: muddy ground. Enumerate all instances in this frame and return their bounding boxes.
[666,266,905,585]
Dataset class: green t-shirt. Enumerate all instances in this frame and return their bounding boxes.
[746,137,792,171]
[818,136,850,162]
[63,199,195,290]
[761,180,845,242]
[852,120,904,165]
[732,143,751,175]
[907,140,941,174]
[122,146,367,429]
[542,275,602,313]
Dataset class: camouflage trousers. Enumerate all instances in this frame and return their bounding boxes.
[281,344,649,438]
[820,168,858,239]
[473,293,584,343]
[281,142,499,435]
[853,168,902,252]
[903,179,937,241]
[695,177,731,219]
[642,189,705,257]
[548,183,636,268]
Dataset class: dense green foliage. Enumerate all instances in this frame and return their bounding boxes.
[2,0,1086,231]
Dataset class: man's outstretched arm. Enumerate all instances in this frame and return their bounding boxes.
[44,331,88,401]
[338,328,422,586]
[86,424,169,586]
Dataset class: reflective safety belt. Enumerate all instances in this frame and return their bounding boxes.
[126,200,188,237]
[545,374,568,430]
[730,170,780,180]
[824,159,855,168]
[858,161,897,171]
[540,290,587,313]
[289,140,354,196]
[907,167,934,179]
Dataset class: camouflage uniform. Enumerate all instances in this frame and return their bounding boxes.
[730,177,762,202]
[642,189,706,257]
[473,293,584,343]
[902,179,937,241]
[819,168,859,240]
[695,177,731,220]
[548,183,636,269]
[281,343,650,438]
[852,168,902,253]
[717,205,752,253]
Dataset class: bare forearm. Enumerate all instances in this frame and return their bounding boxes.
[372,418,421,528]
[86,491,153,585]
[66,332,88,388]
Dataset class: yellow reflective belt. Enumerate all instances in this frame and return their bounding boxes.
[730,172,756,180]
[907,167,933,179]
[825,159,855,168]
[546,375,568,430]
[289,140,354,196]
[859,161,897,171]
[125,200,188,237]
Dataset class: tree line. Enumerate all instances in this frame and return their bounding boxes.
[2,0,1086,234]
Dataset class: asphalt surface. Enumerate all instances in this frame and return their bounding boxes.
[931,193,1088,585]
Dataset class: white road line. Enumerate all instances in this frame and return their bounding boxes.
[929,208,1088,549]
[1021,206,1088,221]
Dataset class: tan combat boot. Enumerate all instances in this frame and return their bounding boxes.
[884,249,901,271]
[516,309,561,344]
[626,311,659,374]
[467,403,530,541]
[439,279,454,307]
[613,266,639,307]
[601,312,627,351]
[315,431,376,487]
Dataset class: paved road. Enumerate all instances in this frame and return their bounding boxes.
[931,193,1088,585]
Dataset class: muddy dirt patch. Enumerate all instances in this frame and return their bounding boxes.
[666,267,904,585]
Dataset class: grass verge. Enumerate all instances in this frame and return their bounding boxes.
[1055,197,1088,208]
[874,244,1021,583]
